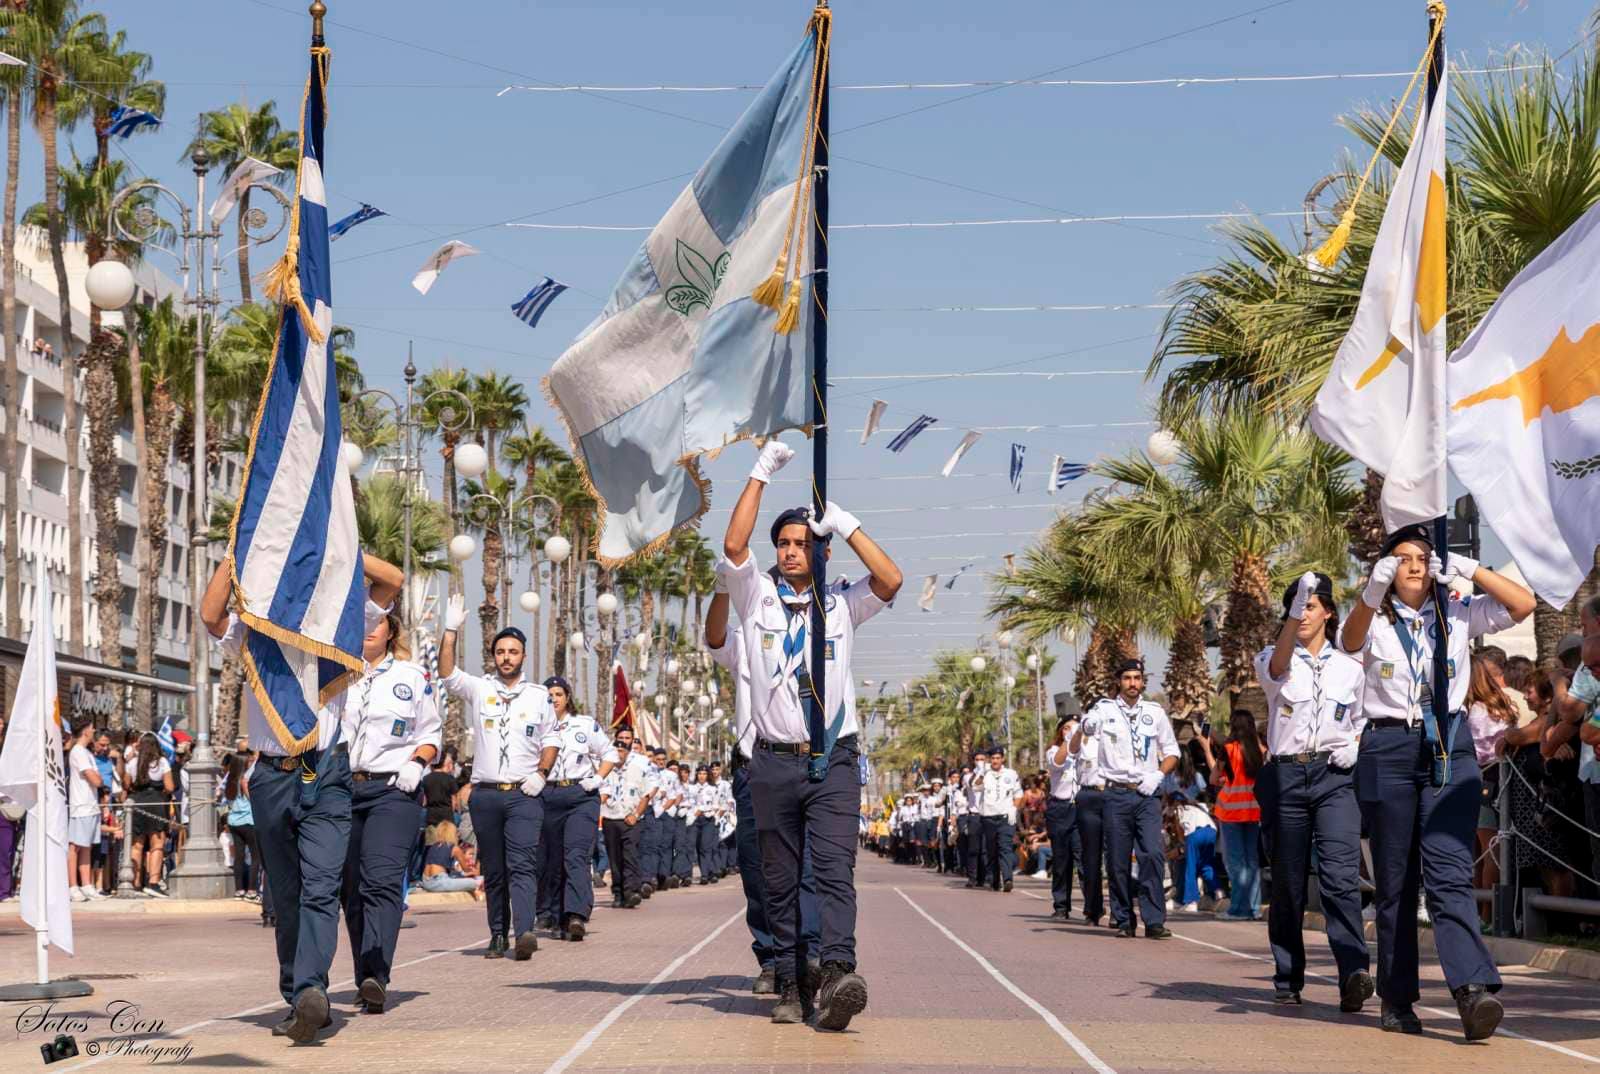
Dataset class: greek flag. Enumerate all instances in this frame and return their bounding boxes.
[155,714,176,762]
[887,415,937,453]
[1009,443,1026,492]
[107,105,158,139]
[511,277,568,329]
[1048,455,1088,494]
[329,202,386,241]
[944,562,974,590]
[226,47,367,755]
[543,20,826,564]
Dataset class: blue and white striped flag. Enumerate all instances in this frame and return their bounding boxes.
[226,48,367,755]
[887,415,937,453]
[107,105,159,139]
[1009,443,1026,492]
[543,17,827,564]
[510,277,568,329]
[944,563,974,590]
[1048,455,1089,494]
[154,714,176,762]
[329,202,386,241]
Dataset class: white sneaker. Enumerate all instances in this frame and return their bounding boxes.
[1032,870,1048,879]
[70,887,88,903]
[1179,902,1200,913]
[86,887,109,900]
[1165,898,1175,911]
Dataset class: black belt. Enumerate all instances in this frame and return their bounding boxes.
[1106,780,1140,792]
[351,770,397,782]
[1270,750,1332,765]
[478,781,521,791]
[1366,718,1415,730]
[755,733,859,755]
[260,744,346,773]
[551,779,580,788]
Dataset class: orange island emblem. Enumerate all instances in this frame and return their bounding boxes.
[1452,322,1600,426]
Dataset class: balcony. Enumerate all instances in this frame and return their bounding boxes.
[25,415,66,459]
[20,345,65,392]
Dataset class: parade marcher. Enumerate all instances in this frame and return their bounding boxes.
[1044,717,1081,920]
[537,676,620,941]
[599,727,649,909]
[722,439,902,1029]
[928,777,949,871]
[975,751,1022,891]
[946,768,969,877]
[670,762,695,888]
[339,606,440,1014]
[712,761,735,877]
[653,753,685,890]
[963,752,988,887]
[1072,659,1178,939]
[1340,526,1534,1040]
[438,596,556,963]
[640,747,670,894]
[689,765,722,883]
[1074,718,1109,927]
[200,551,403,1043]
[1251,572,1372,1012]
[707,568,824,995]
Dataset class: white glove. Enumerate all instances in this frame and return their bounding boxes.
[807,500,862,542]
[713,561,728,595]
[1288,571,1319,620]
[444,593,467,632]
[391,760,425,794]
[749,439,795,484]
[579,775,602,792]
[1330,742,1360,770]
[1361,556,1400,610]
[1137,771,1165,797]
[1430,552,1479,585]
[520,773,546,798]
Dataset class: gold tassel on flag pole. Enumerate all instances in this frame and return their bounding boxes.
[1310,1,1446,269]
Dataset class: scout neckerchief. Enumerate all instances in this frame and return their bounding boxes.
[488,676,529,774]
[1116,696,1152,764]
[350,655,396,769]
[768,568,847,782]
[1391,602,1455,789]
[1293,644,1332,752]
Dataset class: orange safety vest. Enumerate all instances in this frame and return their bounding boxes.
[1214,741,1260,823]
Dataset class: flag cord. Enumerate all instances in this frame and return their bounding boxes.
[1310,2,1445,269]
[260,46,331,344]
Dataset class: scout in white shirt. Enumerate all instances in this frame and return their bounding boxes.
[722,439,903,1030]
[199,551,404,1044]
[1071,659,1178,938]
[1072,725,1110,925]
[1251,572,1370,1011]
[686,766,723,884]
[599,727,651,908]
[338,605,441,1014]
[1043,717,1082,919]
[535,675,620,940]
[962,754,988,887]
[438,596,556,963]
[710,761,736,879]
[974,753,1023,890]
[1339,524,1534,1041]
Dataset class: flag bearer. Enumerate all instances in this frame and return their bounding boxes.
[536,676,619,941]
[1072,659,1178,939]
[1340,526,1534,1040]
[722,440,902,1030]
[437,597,555,963]
[340,605,440,1014]
[200,552,403,1044]
[1044,717,1081,919]
[1252,573,1371,1010]
[975,751,1022,891]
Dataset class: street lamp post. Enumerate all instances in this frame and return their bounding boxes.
[98,138,292,899]
[1027,650,1043,765]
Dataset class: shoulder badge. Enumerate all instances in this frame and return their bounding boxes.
[824,639,837,661]
[390,717,408,737]
[524,724,537,738]
[576,732,589,744]
[763,596,775,608]
[393,683,414,702]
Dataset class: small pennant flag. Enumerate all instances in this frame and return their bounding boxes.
[941,430,981,477]
[944,562,974,590]
[887,414,937,453]
[210,157,282,226]
[1002,552,1016,577]
[1009,443,1026,492]
[861,399,888,445]
[1048,455,1089,494]
[412,240,480,295]
[917,574,938,612]
[511,276,569,329]
[107,105,159,139]
[329,203,387,241]
[155,714,176,762]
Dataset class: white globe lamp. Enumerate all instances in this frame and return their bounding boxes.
[697,694,710,710]
[448,534,476,562]
[713,707,725,721]
[1026,652,1040,671]
[1004,674,1017,689]
[454,442,488,479]
[1146,429,1182,466]
[970,656,987,673]
[543,534,572,564]
[667,658,680,676]
[654,694,666,710]
[635,633,651,651]
[85,260,136,310]
[339,440,364,472]
[568,630,585,650]
[681,678,696,695]
[596,592,619,616]
[517,591,540,613]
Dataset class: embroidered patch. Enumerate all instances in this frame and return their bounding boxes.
[1334,703,1348,722]
[824,640,837,661]
[390,717,408,737]
[393,683,413,702]
[483,719,495,730]
[762,633,775,651]
[1140,714,1153,726]
[1379,663,1395,680]
[1281,703,1294,716]
[525,724,537,738]
[763,597,775,608]
[1446,658,1456,679]
[576,732,589,744]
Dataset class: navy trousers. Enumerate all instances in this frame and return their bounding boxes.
[1104,786,1166,929]
[750,738,860,979]
[1358,718,1500,1003]
[469,785,543,939]
[601,816,641,900]
[251,749,352,1005]
[540,784,602,923]
[1076,787,1107,920]
[1044,798,1080,913]
[979,814,1015,887]
[341,778,423,987]
[692,816,719,879]
[733,764,818,971]
[640,810,663,882]
[1255,757,1369,993]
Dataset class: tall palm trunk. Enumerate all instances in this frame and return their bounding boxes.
[3,83,21,640]
[235,188,253,304]
[128,336,157,725]
[1221,553,1275,701]
[41,78,84,654]
[1162,614,1210,722]
[478,521,503,671]
[83,329,120,668]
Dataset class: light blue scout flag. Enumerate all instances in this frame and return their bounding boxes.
[543,19,829,564]
[226,44,367,755]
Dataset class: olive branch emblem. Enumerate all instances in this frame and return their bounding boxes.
[663,239,730,317]
[1553,452,1600,479]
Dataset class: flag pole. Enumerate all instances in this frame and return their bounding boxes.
[807,3,832,774]
[1424,2,1452,773]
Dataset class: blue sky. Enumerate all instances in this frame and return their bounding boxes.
[26,0,1592,702]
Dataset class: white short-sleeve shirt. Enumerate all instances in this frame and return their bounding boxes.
[441,670,555,783]
[540,715,621,782]
[1046,743,1080,801]
[68,743,99,817]
[1253,642,1366,755]
[977,766,1022,816]
[709,628,756,760]
[1085,696,1179,785]
[343,656,442,774]
[1347,593,1514,725]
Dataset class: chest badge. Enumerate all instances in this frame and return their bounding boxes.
[762,633,775,651]
[393,683,414,702]
[1281,703,1294,716]
[824,640,837,661]
[1379,662,1395,680]
[576,732,589,744]
[524,724,537,738]
[390,717,408,737]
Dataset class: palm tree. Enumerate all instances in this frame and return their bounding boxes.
[676,530,717,645]
[535,460,597,678]
[183,100,297,302]
[1,0,113,654]
[85,28,162,172]
[504,423,568,670]
[468,371,529,474]
[875,650,1005,766]
[1,11,26,640]
[461,471,512,672]
[416,365,473,538]
[356,474,450,575]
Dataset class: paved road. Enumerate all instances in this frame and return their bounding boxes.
[2,856,1597,1072]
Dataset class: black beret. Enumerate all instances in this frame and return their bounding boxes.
[1281,572,1336,618]
[1380,523,1434,558]
[492,626,527,648]
[770,506,829,546]
[1113,658,1145,677]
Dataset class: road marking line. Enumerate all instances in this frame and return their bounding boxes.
[1168,929,1600,1065]
[543,908,745,1074]
[895,886,1116,1074]
[57,939,483,1072]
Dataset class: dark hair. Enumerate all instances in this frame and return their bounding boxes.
[1477,646,1507,674]
[1114,658,1144,678]
[131,734,163,792]
[1282,574,1340,643]
[1504,655,1535,693]
[1225,709,1263,780]
[71,716,96,738]
[223,755,248,801]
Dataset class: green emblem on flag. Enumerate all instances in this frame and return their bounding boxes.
[663,239,730,317]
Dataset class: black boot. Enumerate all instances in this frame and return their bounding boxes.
[816,961,868,1032]
[284,987,331,1043]
[564,914,587,942]
[357,977,386,1014]
[484,932,508,959]
[513,931,539,960]
[771,978,806,1024]
[1339,971,1374,1014]
[1380,1000,1423,1034]
[752,965,778,995]
[1452,984,1503,1042]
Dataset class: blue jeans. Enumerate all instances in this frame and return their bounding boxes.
[1182,826,1218,905]
[1220,821,1260,919]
